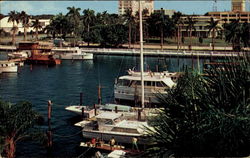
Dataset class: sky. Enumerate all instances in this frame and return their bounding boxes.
[0,0,249,16]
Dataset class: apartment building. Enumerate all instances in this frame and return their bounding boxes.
[118,0,154,16]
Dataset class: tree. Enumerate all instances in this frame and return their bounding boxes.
[172,12,184,50]
[82,9,96,46]
[186,16,197,50]
[8,10,20,45]
[207,17,220,51]
[224,20,250,51]
[19,11,30,41]
[66,6,81,46]
[31,19,42,41]
[0,100,43,158]
[145,56,250,157]
[123,9,135,49]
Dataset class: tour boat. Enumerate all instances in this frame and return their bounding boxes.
[80,112,150,144]
[52,47,93,60]
[0,61,18,73]
[25,52,61,66]
[114,69,178,105]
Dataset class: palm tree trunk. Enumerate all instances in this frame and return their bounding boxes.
[24,26,27,41]
[160,26,163,50]
[6,137,16,158]
[189,30,192,50]
[87,24,90,47]
[212,29,215,51]
[177,25,180,50]
[12,22,15,45]
[36,28,38,41]
[128,23,131,49]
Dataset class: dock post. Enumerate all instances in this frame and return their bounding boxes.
[98,85,101,105]
[94,104,97,116]
[80,92,83,106]
[82,107,85,120]
[115,106,118,113]
[138,109,141,121]
[47,100,52,148]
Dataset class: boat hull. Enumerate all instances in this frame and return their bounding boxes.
[82,130,147,144]
[54,53,93,60]
[0,66,18,73]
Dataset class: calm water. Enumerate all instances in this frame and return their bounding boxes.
[0,52,209,157]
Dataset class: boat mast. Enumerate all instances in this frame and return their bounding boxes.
[139,0,144,108]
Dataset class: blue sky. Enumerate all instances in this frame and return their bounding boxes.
[1,1,249,15]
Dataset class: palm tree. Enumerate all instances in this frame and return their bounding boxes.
[172,12,183,50]
[66,6,81,46]
[124,9,135,49]
[82,9,95,47]
[207,17,220,51]
[19,11,30,41]
[186,16,197,50]
[8,10,19,45]
[156,9,166,50]
[224,19,242,51]
[31,19,42,41]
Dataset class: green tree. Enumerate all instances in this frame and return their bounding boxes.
[31,19,42,41]
[19,11,30,41]
[146,56,250,157]
[66,6,81,46]
[207,17,220,51]
[0,100,43,158]
[224,20,250,51]
[186,16,197,50]
[123,9,135,49]
[172,12,184,50]
[8,10,20,45]
[82,9,96,46]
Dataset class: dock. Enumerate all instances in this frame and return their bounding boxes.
[81,48,248,59]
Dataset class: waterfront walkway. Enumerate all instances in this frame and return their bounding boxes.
[1,45,248,59]
[82,48,247,59]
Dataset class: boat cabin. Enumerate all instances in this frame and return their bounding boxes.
[95,112,123,131]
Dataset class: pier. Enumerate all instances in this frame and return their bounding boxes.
[81,48,248,59]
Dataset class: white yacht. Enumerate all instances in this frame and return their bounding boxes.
[114,69,178,105]
[52,47,93,60]
[80,112,151,144]
[0,61,18,73]
[7,51,29,59]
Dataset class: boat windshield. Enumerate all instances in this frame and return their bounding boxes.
[117,79,131,86]
[111,127,139,134]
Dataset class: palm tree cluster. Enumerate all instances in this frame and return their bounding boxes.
[7,10,44,44]
[145,56,250,157]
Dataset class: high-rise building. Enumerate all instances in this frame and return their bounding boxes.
[118,0,154,16]
[232,0,246,12]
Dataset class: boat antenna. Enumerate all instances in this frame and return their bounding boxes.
[139,0,145,109]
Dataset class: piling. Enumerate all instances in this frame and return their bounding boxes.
[98,85,101,104]
[138,109,141,121]
[47,100,52,148]
[80,92,83,106]
[82,107,85,120]
[115,106,118,113]
[94,104,97,116]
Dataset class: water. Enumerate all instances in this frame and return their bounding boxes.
[0,52,209,157]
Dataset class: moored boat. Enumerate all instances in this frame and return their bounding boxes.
[52,47,93,60]
[114,69,178,105]
[25,52,61,66]
[0,61,18,73]
[80,112,150,144]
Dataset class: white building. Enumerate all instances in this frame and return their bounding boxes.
[0,16,50,34]
[118,0,154,16]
